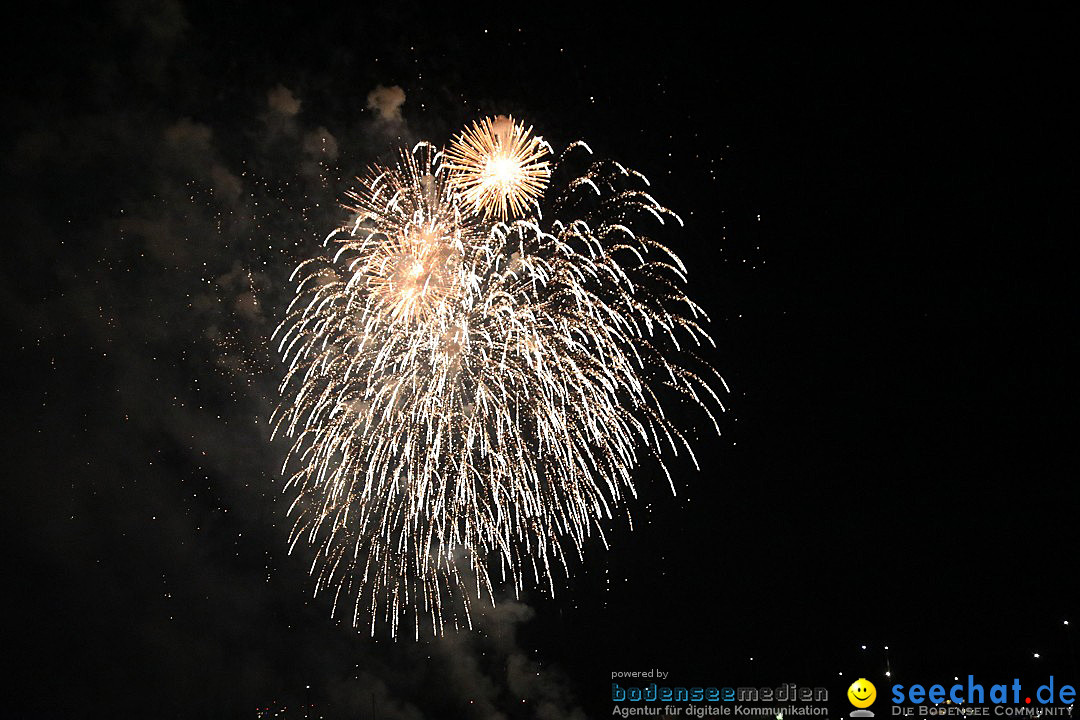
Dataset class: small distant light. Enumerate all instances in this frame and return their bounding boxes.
[955,677,959,681]
[886,672,892,678]
[885,646,890,650]
[861,645,867,650]
[1066,621,1070,626]
[1034,653,1040,659]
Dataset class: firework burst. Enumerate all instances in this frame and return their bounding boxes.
[273,125,724,638]
[445,115,551,220]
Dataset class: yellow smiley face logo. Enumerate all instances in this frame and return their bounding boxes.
[848,678,877,708]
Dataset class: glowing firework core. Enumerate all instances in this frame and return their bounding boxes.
[445,115,551,220]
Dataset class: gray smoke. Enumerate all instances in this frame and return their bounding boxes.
[3,3,587,715]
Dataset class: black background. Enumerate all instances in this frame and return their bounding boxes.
[4,4,1076,718]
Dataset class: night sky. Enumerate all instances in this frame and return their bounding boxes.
[4,4,1077,719]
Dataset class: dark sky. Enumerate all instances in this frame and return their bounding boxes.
[4,4,1076,719]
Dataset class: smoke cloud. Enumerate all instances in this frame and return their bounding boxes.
[367,83,407,123]
[4,5,586,717]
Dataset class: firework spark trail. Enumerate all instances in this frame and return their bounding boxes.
[272,122,725,638]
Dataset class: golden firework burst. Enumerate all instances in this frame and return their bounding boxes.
[273,135,724,639]
[340,148,473,324]
[444,115,551,220]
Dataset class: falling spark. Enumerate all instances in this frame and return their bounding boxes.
[273,125,724,638]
